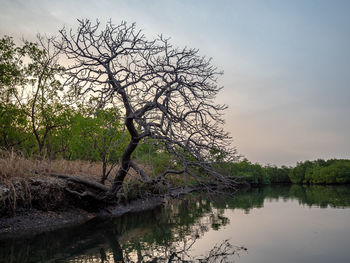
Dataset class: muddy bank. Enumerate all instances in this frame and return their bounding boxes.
[0,209,94,237]
[0,175,186,237]
[0,173,225,237]
[0,196,168,238]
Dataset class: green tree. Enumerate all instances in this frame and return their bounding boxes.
[19,38,64,157]
[264,165,291,184]
[228,159,269,184]
[289,161,313,183]
[67,106,126,183]
[0,36,31,151]
[0,36,66,157]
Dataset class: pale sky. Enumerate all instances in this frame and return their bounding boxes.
[1,0,349,166]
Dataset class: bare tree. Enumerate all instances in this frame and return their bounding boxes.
[56,19,238,199]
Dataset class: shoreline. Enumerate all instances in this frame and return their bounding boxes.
[0,196,166,239]
[0,197,165,240]
[0,174,238,238]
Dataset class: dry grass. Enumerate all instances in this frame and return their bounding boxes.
[0,150,36,181]
[0,149,117,215]
[0,149,155,185]
[0,150,189,215]
[0,149,114,183]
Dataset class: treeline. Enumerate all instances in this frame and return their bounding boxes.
[218,158,350,185]
[289,159,350,184]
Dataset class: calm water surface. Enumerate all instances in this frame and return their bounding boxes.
[1,185,350,262]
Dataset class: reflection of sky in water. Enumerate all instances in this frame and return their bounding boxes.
[1,185,350,262]
[193,199,350,263]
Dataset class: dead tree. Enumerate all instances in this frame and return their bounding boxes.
[57,19,238,199]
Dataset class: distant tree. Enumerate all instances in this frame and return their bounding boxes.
[0,35,67,157]
[0,36,24,98]
[0,36,30,151]
[20,37,65,157]
[264,165,291,184]
[57,19,237,198]
[307,160,350,184]
[289,161,313,184]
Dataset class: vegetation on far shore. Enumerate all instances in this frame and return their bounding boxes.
[215,158,350,185]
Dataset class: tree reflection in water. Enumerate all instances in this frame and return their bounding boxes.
[0,195,246,262]
[106,237,245,263]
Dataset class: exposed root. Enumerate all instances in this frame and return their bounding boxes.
[65,188,105,201]
[49,173,118,206]
[50,173,108,192]
[0,179,33,216]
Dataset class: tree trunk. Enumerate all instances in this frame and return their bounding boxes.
[101,160,107,185]
[107,138,140,198]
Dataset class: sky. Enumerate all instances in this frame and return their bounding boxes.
[0,0,349,166]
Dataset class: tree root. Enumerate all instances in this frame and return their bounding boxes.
[49,173,119,205]
[50,173,109,192]
[65,188,105,201]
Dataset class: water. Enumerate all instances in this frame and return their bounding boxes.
[1,185,350,262]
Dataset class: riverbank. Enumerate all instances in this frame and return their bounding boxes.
[0,151,220,237]
[0,151,168,236]
[0,188,167,238]
[0,170,198,237]
[0,208,94,238]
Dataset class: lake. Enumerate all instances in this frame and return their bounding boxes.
[1,185,350,262]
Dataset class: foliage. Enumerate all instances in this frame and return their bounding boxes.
[288,159,350,185]
[226,158,350,186]
[0,103,30,151]
[0,35,66,156]
[218,159,277,184]
[305,160,350,184]
[264,165,291,183]
[0,35,129,180]
[134,140,172,176]
[0,36,26,97]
